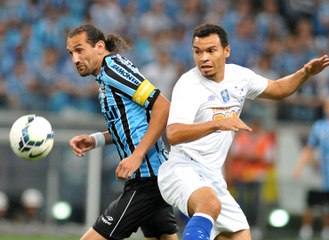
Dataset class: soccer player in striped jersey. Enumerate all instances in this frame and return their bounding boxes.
[293,98,329,240]
[157,23,329,240]
[66,24,178,240]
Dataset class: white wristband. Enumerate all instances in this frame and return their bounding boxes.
[90,132,106,148]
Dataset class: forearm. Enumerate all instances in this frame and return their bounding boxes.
[166,121,216,145]
[274,67,310,99]
[260,55,329,100]
[167,116,252,145]
[103,131,113,145]
[260,67,310,100]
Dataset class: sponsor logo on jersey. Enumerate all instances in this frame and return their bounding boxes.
[220,89,230,103]
[208,95,216,101]
[100,215,113,226]
[113,65,139,85]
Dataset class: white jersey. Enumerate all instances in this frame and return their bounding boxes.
[168,64,268,171]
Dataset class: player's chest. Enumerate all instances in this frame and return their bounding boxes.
[195,85,246,122]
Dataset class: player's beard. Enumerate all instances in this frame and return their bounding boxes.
[77,66,90,76]
[202,71,216,80]
[79,71,89,77]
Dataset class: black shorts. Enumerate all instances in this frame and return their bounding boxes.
[93,177,178,239]
[307,189,329,206]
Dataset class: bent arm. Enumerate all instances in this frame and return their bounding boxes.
[259,55,329,100]
[132,94,170,159]
[167,117,252,146]
[115,94,170,180]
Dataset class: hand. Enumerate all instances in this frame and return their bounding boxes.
[69,134,96,157]
[217,117,252,132]
[304,54,329,76]
[115,155,143,180]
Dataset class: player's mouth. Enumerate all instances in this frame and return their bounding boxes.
[200,65,213,71]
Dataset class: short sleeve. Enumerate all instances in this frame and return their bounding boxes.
[168,77,199,125]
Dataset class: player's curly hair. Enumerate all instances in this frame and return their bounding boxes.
[67,24,130,53]
[192,23,229,48]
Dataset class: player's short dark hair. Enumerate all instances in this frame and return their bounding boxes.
[192,23,229,48]
[67,24,130,53]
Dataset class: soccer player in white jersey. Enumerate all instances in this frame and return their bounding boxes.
[157,23,329,240]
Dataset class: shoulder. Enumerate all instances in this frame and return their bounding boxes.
[175,67,202,87]
[313,119,329,128]
[103,54,128,67]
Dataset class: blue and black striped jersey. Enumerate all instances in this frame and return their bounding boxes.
[96,54,168,179]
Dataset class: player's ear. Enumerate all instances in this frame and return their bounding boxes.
[224,45,231,58]
[96,40,106,54]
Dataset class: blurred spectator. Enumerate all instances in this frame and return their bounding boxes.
[0,0,327,122]
[314,0,329,36]
[293,98,329,240]
[20,188,44,222]
[226,120,276,239]
[296,18,318,60]
[255,0,288,43]
[203,0,229,25]
[33,4,67,50]
[34,47,63,112]
[170,25,194,70]
[222,0,254,36]
[57,57,99,114]
[281,0,317,30]
[176,0,204,29]
[138,1,173,35]
[0,75,9,109]
[89,0,125,35]
[141,49,179,100]
[0,191,8,219]
[4,59,40,110]
[131,27,156,67]
[228,16,260,67]
[251,52,280,80]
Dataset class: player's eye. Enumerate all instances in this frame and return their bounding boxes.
[193,49,200,55]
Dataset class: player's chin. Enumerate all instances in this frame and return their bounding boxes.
[202,71,215,79]
[79,71,90,77]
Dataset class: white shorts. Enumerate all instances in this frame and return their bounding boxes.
[158,152,249,239]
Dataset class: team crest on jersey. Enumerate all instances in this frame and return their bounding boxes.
[221,89,230,103]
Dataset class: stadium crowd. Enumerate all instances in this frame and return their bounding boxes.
[0,0,329,122]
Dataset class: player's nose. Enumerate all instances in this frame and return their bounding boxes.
[71,53,80,64]
[200,52,209,62]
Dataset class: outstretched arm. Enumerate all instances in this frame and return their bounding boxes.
[259,55,329,100]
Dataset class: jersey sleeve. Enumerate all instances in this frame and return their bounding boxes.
[168,76,199,125]
[245,69,269,99]
[102,55,160,109]
[307,121,320,148]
